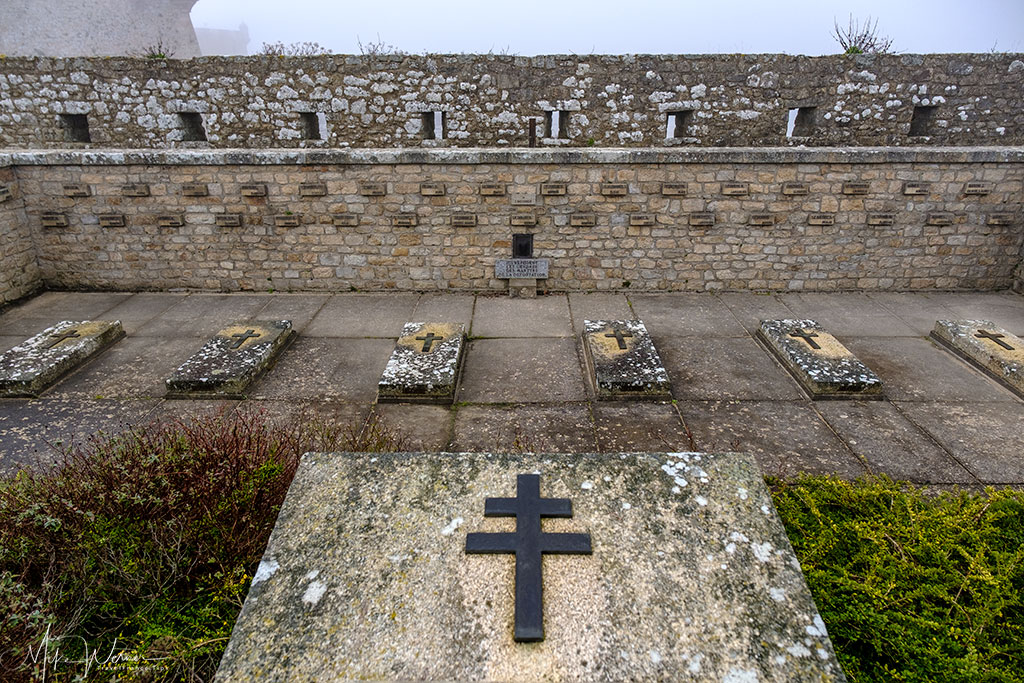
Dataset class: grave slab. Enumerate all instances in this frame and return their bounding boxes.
[757,319,883,400]
[583,320,671,400]
[0,320,126,397]
[377,322,466,404]
[165,321,295,399]
[930,320,1024,399]
[216,451,845,682]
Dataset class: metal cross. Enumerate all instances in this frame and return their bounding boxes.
[975,330,1014,351]
[465,473,592,642]
[415,332,444,352]
[604,329,633,350]
[45,329,81,349]
[789,329,821,350]
[229,329,261,349]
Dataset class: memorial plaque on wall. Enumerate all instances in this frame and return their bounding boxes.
[182,183,210,197]
[629,214,655,227]
[721,182,749,196]
[121,183,150,197]
[98,213,126,228]
[377,322,466,404]
[333,214,359,227]
[480,183,507,197]
[0,184,11,203]
[393,214,418,227]
[240,184,267,198]
[570,213,597,227]
[62,184,91,198]
[495,258,549,279]
[600,183,628,197]
[0,320,125,397]
[689,212,714,227]
[902,182,930,196]
[299,183,328,197]
[867,213,895,226]
[510,213,537,227]
[275,214,301,228]
[540,182,567,196]
[807,213,835,226]
[963,182,992,196]
[40,212,68,228]
[157,214,185,228]
[988,214,1014,226]
[781,182,809,196]
[360,183,387,197]
[748,213,775,227]
[926,212,954,226]
[216,214,243,228]
[842,182,870,195]
[661,182,687,196]
[451,213,477,227]
[420,182,446,196]
[931,320,1024,399]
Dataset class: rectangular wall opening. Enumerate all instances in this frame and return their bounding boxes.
[512,233,534,258]
[59,114,91,143]
[786,107,817,138]
[544,110,569,138]
[299,112,323,140]
[665,110,694,139]
[421,111,446,140]
[178,113,207,142]
[909,106,937,136]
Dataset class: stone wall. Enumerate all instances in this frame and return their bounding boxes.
[4,148,1021,293]
[0,166,40,306]
[0,54,1022,149]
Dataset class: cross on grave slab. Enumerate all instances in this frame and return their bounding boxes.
[46,329,81,349]
[975,330,1015,351]
[415,332,444,352]
[604,329,633,350]
[789,329,821,350]
[465,473,592,642]
[229,329,261,349]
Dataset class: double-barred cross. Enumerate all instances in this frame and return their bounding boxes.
[465,473,592,642]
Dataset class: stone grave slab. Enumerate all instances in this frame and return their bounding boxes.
[377,322,466,404]
[215,451,845,682]
[0,320,125,397]
[165,321,295,399]
[931,320,1024,399]
[582,320,671,400]
[757,319,882,400]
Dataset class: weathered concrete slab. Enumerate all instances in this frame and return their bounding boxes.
[216,451,846,682]
[377,322,466,404]
[165,321,295,399]
[583,320,671,400]
[757,319,883,400]
[0,320,125,397]
[931,320,1024,399]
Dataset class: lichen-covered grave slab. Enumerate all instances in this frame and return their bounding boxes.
[215,451,846,681]
[931,320,1024,399]
[0,320,125,397]
[758,319,882,400]
[165,321,294,399]
[377,322,466,404]
[582,320,671,400]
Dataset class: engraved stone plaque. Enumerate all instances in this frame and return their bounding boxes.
[661,182,687,196]
[902,182,930,196]
[182,183,209,197]
[963,181,992,196]
[360,182,387,197]
[240,184,268,198]
[600,183,628,197]
[781,182,809,196]
[808,213,835,226]
[98,213,126,228]
[582,320,671,400]
[62,184,91,198]
[121,183,150,197]
[377,322,466,404]
[393,214,418,227]
[867,213,896,226]
[721,182,749,196]
[495,258,549,279]
[275,214,301,228]
[480,183,507,197]
[510,213,537,227]
[629,214,655,227]
[509,192,538,206]
[40,212,68,228]
[540,183,567,196]
[451,213,477,228]
[0,320,125,397]
[333,214,359,227]
[931,320,1023,399]
[157,214,184,228]
[987,214,1014,226]
[748,213,775,226]
[842,182,870,195]
[0,185,13,203]
[689,212,715,227]
[166,321,295,399]
[571,213,597,227]
[926,212,954,226]
[757,319,883,400]
[216,214,243,228]
[299,183,327,197]
[420,182,446,196]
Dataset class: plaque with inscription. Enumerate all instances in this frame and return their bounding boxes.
[216,214,243,228]
[931,320,1023,399]
[420,182,446,196]
[571,213,597,227]
[299,183,327,197]
[540,183,567,196]
[963,182,992,196]
[510,213,537,227]
[807,213,835,226]
[510,192,537,207]
[393,214,418,227]
[480,183,507,197]
[629,214,655,227]
[62,184,91,198]
[182,183,209,197]
[661,182,687,196]
[781,182,809,196]
[748,213,775,227]
[40,212,68,228]
[495,258,549,279]
[0,185,12,203]
[157,214,184,228]
[902,182,930,196]
[451,213,477,227]
[275,214,301,228]
[240,184,267,198]
[98,213,126,228]
[689,212,715,227]
[333,213,359,227]
[360,182,387,197]
[867,213,895,226]
[377,322,466,404]
[721,182,749,196]
[122,183,150,197]
[582,320,671,400]
[600,183,628,197]
[987,214,1014,226]
[842,182,870,195]
[927,212,954,226]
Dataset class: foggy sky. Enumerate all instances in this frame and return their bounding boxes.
[191,0,1024,56]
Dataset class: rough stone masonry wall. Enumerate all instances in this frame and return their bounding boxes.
[6,148,1021,293]
[0,53,1022,149]
[0,166,39,305]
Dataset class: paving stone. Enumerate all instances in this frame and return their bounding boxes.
[0,292,131,335]
[567,293,633,334]
[661,336,803,401]
[165,321,295,399]
[134,294,273,338]
[0,336,23,353]
[591,402,693,452]
[378,323,466,404]
[458,338,586,403]
[254,294,331,333]
[143,398,240,428]
[451,404,598,452]
[411,294,476,327]
[931,320,1024,398]
[248,337,395,401]
[677,400,868,479]
[245,399,372,437]
[470,295,572,338]
[582,320,671,400]
[302,293,420,337]
[757,319,883,400]
[815,401,977,484]
[717,292,796,335]
[0,320,126,397]
[628,293,747,338]
[95,293,189,335]
[867,292,959,336]
[370,403,454,451]
[937,292,1024,334]
[217,451,844,681]
[778,293,917,337]
[895,401,1024,483]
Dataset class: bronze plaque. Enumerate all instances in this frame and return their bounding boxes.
[926,213,954,226]
[480,183,507,196]
[748,213,775,226]
[781,182,809,196]
[867,213,896,226]
[661,182,688,196]
[988,214,1014,226]
[393,214,418,227]
[721,182,749,196]
[540,183,567,196]
[333,214,359,227]
[240,184,267,198]
[600,183,628,197]
[808,213,835,226]
[98,213,126,228]
[963,182,993,196]
[902,182,930,196]
[420,182,446,196]
[629,214,655,227]
[62,184,91,198]
[571,213,597,227]
[121,183,150,197]
[299,183,327,197]
[157,214,184,228]
[689,212,715,227]
[360,182,387,197]
[182,183,209,197]
[275,214,301,228]
[216,214,243,228]
[510,213,537,227]
[40,212,68,228]
[842,182,870,195]
[451,214,477,227]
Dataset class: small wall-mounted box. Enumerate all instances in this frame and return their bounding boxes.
[121,183,150,197]
[98,213,126,228]
[240,184,267,198]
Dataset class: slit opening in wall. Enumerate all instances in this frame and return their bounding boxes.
[665,110,693,139]
[59,114,91,143]
[422,111,446,140]
[909,105,937,136]
[299,112,325,140]
[178,113,207,142]
[786,107,816,138]
[545,110,569,139]
[512,233,534,259]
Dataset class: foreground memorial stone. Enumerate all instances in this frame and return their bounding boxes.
[165,321,294,398]
[377,322,466,404]
[582,320,672,400]
[0,320,125,397]
[216,451,846,681]
[931,320,1024,398]
[758,319,882,400]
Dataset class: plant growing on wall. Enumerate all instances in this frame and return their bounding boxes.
[259,41,331,56]
[832,15,894,54]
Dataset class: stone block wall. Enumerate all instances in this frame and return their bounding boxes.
[5,148,1021,293]
[0,53,1022,149]
[0,166,39,305]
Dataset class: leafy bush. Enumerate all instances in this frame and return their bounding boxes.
[772,476,1024,682]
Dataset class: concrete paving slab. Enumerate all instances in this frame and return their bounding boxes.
[370,403,453,451]
[567,293,633,334]
[778,293,917,337]
[895,401,1024,483]
[248,337,394,402]
[302,293,420,337]
[815,401,976,484]
[254,294,331,333]
[458,338,586,403]
[451,404,598,452]
[591,402,693,452]
[0,291,132,323]
[677,400,868,480]
[627,294,747,338]
[133,294,273,338]
[660,336,803,401]
[244,399,372,437]
[96,293,189,335]
[938,292,1024,335]
[470,295,572,338]
[717,292,796,335]
[867,292,959,337]
[411,294,476,327]
[0,336,25,353]
[143,398,239,428]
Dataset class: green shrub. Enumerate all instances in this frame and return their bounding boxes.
[772,476,1024,682]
